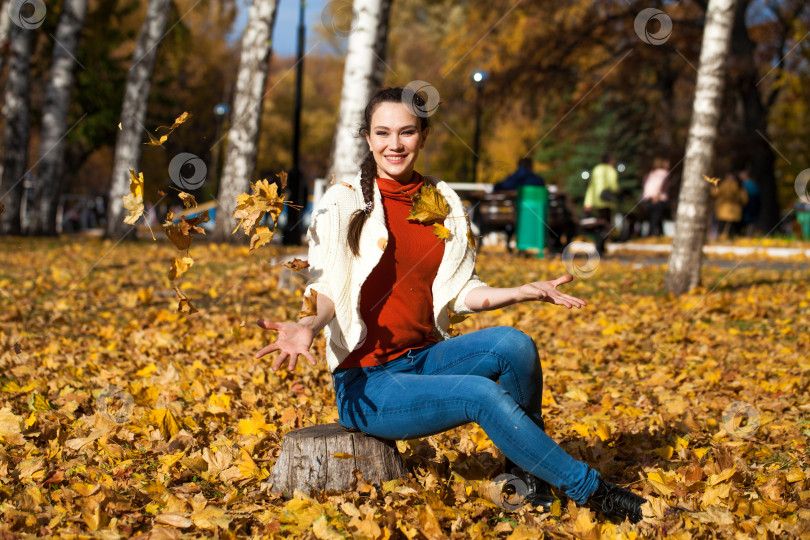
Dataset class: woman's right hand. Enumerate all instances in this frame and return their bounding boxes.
[255,320,317,372]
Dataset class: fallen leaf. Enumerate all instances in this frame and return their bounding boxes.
[122,169,145,225]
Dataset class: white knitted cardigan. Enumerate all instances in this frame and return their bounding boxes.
[304,172,487,373]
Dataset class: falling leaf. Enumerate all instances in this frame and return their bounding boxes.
[377,238,387,251]
[298,290,317,319]
[282,258,310,271]
[408,183,450,224]
[703,175,720,189]
[339,181,354,190]
[169,257,194,281]
[117,122,122,130]
[276,170,288,189]
[329,174,335,185]
[233,179,286,236]
[122,169,145,225]
[174,286,198,314]
[163,211,209,251]
[249,226,274,251]
[156,111,192,133]
[144,132,169,146]
[179,192,197,208]
[432,223,451,240]
[467,228,476,250]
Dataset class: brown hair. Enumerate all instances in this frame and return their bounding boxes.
[346,87,432,256]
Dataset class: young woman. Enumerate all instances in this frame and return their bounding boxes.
[255,87,647,523]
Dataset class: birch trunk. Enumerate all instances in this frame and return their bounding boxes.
[31,0,88,235]
[0,0,11,78]
[212,0,279,241]
[105,0,171,238]
[329,0,392,184]
[665,0,737,296]
[0,24,34,236]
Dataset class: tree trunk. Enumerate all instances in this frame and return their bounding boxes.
[30,0,88,235]
[0,0,11,78]
[212,0,279,241]
[1,24,34,236]
[328,0,393,184]
[266,424,407,495]
[105,0,171,238]
[665,0,737,296]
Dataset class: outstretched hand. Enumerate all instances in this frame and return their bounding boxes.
[255,320,317,372]
[518,274,586,309]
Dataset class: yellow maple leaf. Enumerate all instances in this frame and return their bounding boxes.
[163,211,209,251]
[207,393,231,413]
[122,170,144,225]
[169,257,194,281]
[144,132,169,146]
[232,179,286,236]
[249,226,274,251]
[238,411,272,436]
[408,183,449,223]
[147,408,180,439]
[432,223,451,240]
[282,258,309,271]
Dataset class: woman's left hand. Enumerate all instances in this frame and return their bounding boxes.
[517,274,586,308]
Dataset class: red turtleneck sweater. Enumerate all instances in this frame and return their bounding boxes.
[341,174,446,368]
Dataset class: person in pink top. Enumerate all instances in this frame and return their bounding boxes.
[640,158,670,237]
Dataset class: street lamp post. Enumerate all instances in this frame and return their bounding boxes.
[211,103,229,188]
[283,0,307,245]
[472,71,485,184]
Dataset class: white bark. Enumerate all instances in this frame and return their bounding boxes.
[31,0,88,235]
[1,23,34,235]
[212,0,279,241]
[329,0,392,184]
[0,0,11,78]
[106,0,172,238]
[665,0,737,296]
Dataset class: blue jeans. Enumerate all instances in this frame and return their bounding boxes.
[332,326,600,504]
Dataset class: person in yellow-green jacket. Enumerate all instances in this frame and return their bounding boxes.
[583,154,620,256]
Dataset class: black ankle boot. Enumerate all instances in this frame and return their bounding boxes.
[507,465,556,511]
[585,478,646,523]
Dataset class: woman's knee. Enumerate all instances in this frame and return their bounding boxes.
[490,327,539,372]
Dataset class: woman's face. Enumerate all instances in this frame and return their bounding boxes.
[365,101,428,183]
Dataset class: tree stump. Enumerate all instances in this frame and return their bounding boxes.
[267,424,408,495]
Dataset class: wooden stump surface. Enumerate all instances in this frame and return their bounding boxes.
[267,423,408,494]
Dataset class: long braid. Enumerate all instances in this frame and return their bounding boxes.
[347,152,377,256]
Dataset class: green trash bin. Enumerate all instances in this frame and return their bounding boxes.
[516,185,549,257]
[797,210,810,240]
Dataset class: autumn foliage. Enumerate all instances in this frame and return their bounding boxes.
[0,239,808,538]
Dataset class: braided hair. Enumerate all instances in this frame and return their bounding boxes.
[346,87,431,256]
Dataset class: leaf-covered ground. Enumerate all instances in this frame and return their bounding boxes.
[0,237,808,539]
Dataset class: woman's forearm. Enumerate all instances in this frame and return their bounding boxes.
[463,285,525,312]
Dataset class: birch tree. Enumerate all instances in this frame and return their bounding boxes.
[329,0,393,184]
[106,0,171,238]
[31,0,88,235]
[665,0,738,296]
[0,23,35,236]
[212,0,279,241]
[0,0,11,78]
